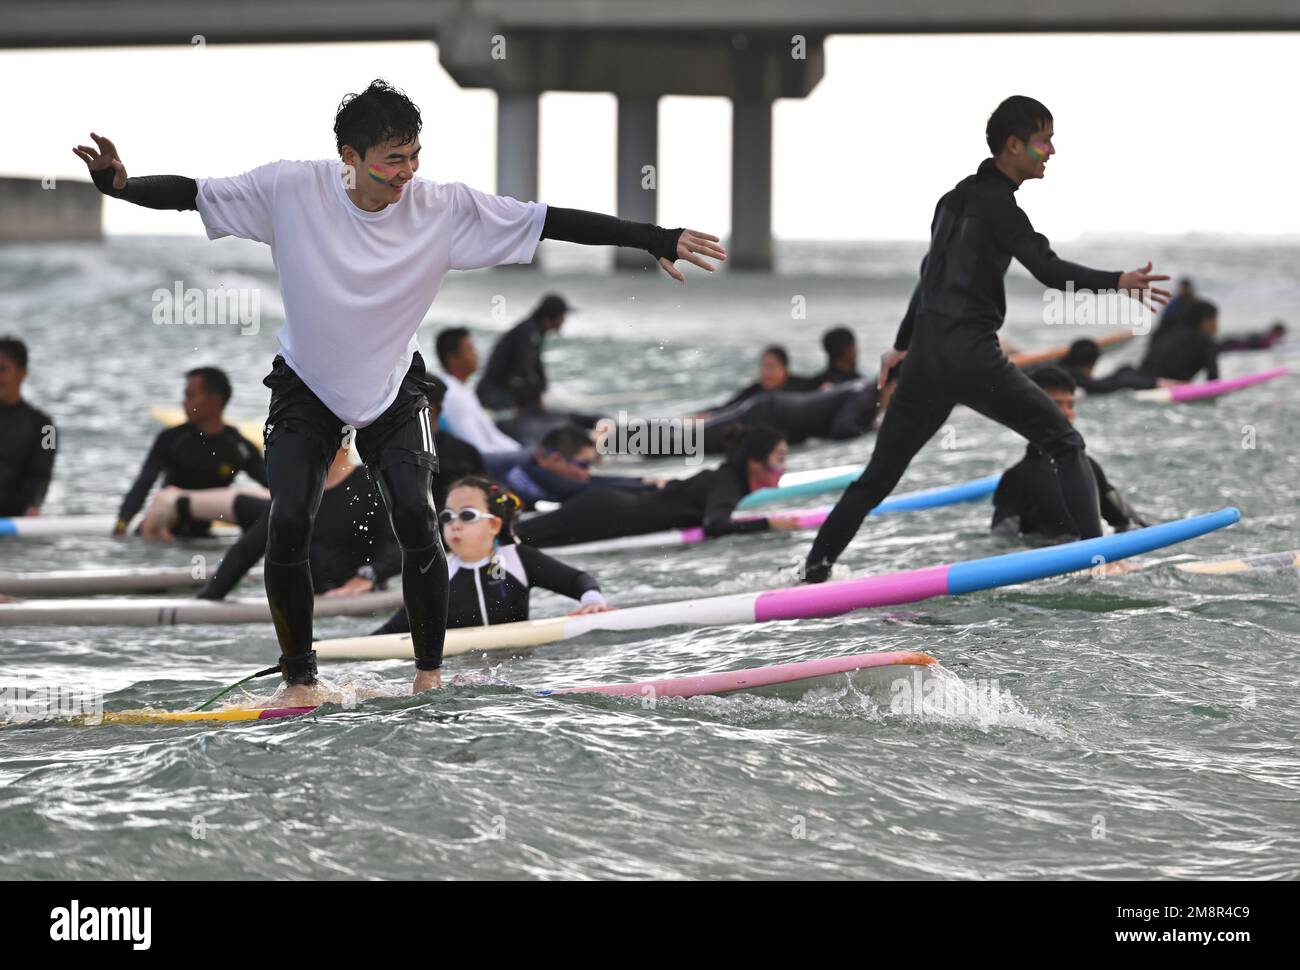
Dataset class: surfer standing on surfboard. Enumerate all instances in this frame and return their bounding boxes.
[802,96,1171,583]
[75,78,725,702]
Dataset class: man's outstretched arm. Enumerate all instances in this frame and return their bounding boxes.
[74,133,196,210]
[540,206,725,281]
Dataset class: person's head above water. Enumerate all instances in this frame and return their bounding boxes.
[822,327,857,372]
[183,367,230,426]
[987,95,1054,186]
[1031,365,1077,424]
[439,476,522,560]
[532,294,572,334]
[1063,339,1102,376]
[1176,278,1195,301]
[722,423,789,491]
[436,327,478,381]
[0,336,29,406]
[758,345,791,390]
[335,79,423,213]
[536,425,598,483]
[1184,300,1219,336]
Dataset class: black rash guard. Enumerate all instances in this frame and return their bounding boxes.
[198,465,401,599]
[117,424,268,531]
[372,542,603,635]
[894,158,1121,352]
[807,365,861,386]
[1139,329,1220,382]
[0,399,56,516]
[1056,362,1157,395]
[477,316,547,410]
[712,375,818,411]
[514,460,771,547]
[992,444,1147,539]
[702,381,882,454]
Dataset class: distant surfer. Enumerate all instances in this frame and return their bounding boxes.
[1138,300,1220,382]
[77,78,724,701]
[0,336,57,518]
[802,96,1170,582]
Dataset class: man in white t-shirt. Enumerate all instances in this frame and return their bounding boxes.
[75,79,725,702]
[434,326,531,475]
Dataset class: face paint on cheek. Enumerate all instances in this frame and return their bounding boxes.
[1027,142,1049,163]
[367,162,398,184]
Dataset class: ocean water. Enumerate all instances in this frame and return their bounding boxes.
[1,234,1298,880]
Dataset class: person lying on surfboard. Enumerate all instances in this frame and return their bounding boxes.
[992,366,1148,541]
[76,78,724,703]
[513,424,801,547]
[801,95,1170,583]
[1138,300,1220,382]
[372,476,610,636]
[1055,339,1183,396]
[114,367,267,539]
[693,344,818,418]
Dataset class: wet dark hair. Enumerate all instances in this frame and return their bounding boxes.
[0,336,28,370]
[1269,321,1287,335]
[445,475,522,544]
[334,79,423,161]
[1063,339,1101,368]
[1030,365,1076,394]
[761,344,789,368]
[539,424,593,458]
[986,96,1053,155]
[435,327,471,370]
[1185,300,1218,329]
[422,375,447,413]
[822,327,856,361]
[721,423,785,467]
[186,366,231,405]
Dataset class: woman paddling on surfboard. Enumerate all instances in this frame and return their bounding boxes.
[513,425,801,548]
[802,96,1171,583]
[372,476,610,636]
[76,79,725,702]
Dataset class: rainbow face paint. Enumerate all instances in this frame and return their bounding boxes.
[367,162,399,184]
[1027,140,1051,163]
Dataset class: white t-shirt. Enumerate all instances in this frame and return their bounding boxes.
[195,160,547,427]
[439,372,522,454]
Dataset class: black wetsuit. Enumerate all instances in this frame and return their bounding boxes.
[1139,329,1219,382]
[807,364,861,386]
[712,375,818,411]
[1056,362,1157,395]
[198,465,402,599]
[117,423,267,535]
[514,460,769,547]
[477,316,547,410]
[805,158,1121,578]
[701,381,881,454]
[372,542,603,634]
[432,429,486,509]
[0,399,56,516]
[93,163,684,681]
[992,444,1148,539]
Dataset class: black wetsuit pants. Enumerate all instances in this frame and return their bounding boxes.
[261,353,446,682]
[805,327,1103,575]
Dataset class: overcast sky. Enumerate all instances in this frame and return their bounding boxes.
[3,32,1296,239]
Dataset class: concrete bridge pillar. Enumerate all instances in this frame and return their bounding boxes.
[615,94,660,270]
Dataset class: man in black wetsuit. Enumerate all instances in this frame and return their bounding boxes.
[700,369,897,454]
[808,327,861,386]
[1139,300,1220,382]
[114,367,266,537]
[476,293,570,411]
[1056,339,1162,395]
[802,96,1170,583]
[992,366,1147,539]
[0,337,57,517]
[77,79,723,698]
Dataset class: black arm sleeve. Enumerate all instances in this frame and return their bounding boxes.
[701,472,770,538]
[197,511,269,599]
[517,544,601,601]
[541,206,683,261]
[116,433,169,525]
[91,168,198,211]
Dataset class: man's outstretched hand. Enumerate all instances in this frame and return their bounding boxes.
[659,230,727,282]
[1118,261,1172,311]
[72,133,128,190]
